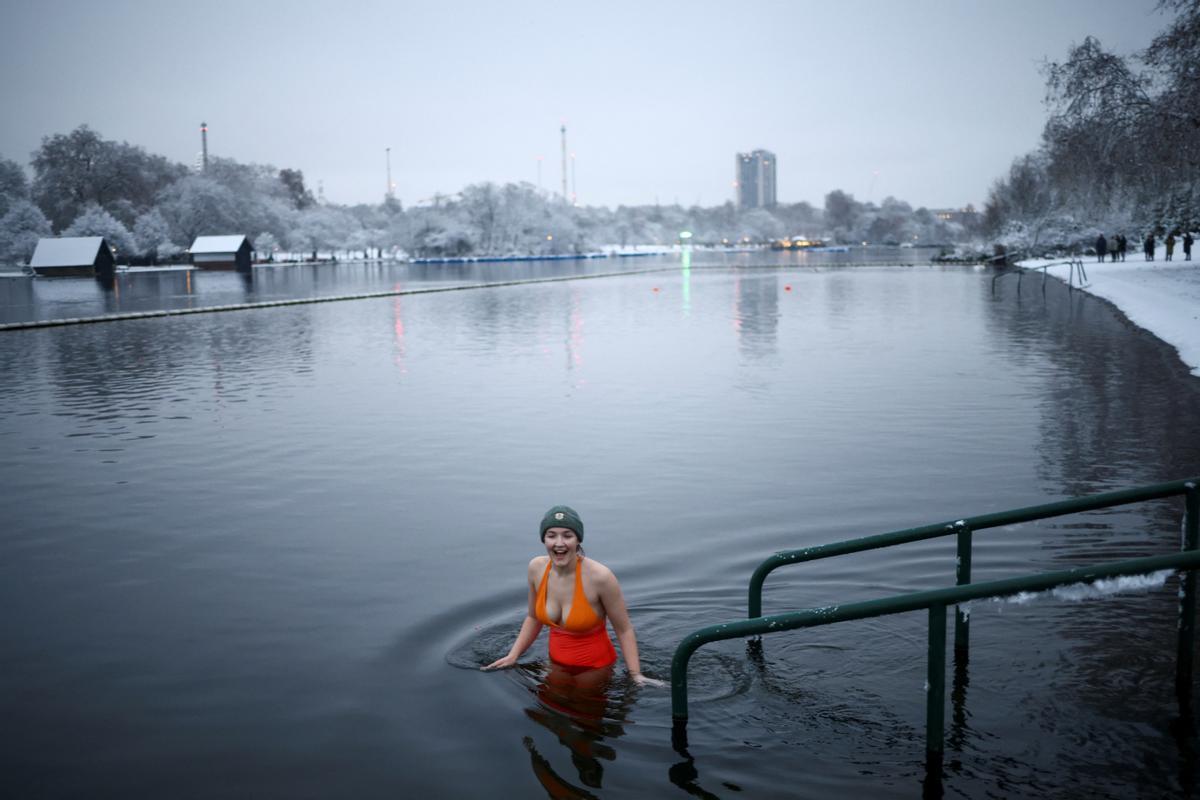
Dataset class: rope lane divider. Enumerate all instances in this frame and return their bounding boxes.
[0,266,686,332]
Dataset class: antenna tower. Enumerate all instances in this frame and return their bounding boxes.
[386,147,395,200]
[560,123,568,202]
[200,122,208,172]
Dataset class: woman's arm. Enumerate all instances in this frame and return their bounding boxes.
[483,559,544,670]
[483,614,543,670]
[598,565,664,686]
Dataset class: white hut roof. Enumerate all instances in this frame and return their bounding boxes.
[29,237,107,267]
[190,235,250,254]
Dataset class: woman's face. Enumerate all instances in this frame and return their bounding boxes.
[543,527,579,566]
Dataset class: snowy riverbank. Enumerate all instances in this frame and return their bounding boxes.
[1018,251,1200,377]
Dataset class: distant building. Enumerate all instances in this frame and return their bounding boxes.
[189,235,254,271]
[735,150,777,210]
[932,205,979,227]
[29,237,115,277]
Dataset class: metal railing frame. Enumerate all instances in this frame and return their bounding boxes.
[749,479,1198,652]
[990,255,1088,294]
[672,479,1199,768]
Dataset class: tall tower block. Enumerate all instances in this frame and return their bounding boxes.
[735,150,777,210]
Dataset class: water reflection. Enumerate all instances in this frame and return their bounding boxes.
[0,275,35,310]
[520,663,633,798]
[33,302,316,437]
[983,274,1200,498]
[566,289,584,379]
[392,290,406,372]
[732,272,778,357]
[946,651,971,756]
[680,249,691,316]
[95,270,196,314]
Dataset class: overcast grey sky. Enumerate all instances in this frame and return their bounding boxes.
[0,0,1167,210]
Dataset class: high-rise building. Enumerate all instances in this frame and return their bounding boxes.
[735,150,777,210]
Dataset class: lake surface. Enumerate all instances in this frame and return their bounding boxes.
[3,250,1200,798]
[0,246,938,325]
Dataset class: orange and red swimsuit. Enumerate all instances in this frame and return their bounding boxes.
[535,557,618,669]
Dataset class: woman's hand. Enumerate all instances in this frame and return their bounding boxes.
[483,610,544,672]
[482,654,518,671]
[631,672,665,687]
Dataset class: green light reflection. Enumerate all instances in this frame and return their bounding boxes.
[681,247,691,315]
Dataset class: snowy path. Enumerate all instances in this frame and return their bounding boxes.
[1018,251,1200,377]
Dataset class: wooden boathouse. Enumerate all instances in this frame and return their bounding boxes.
[189,235,254,271]
[28,237,116,277]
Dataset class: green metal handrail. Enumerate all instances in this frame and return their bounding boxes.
[673,479,1199,767]
[749,478,1199,655]
[991,256,1089,293]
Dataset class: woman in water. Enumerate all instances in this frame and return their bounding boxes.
[483,505,661,686]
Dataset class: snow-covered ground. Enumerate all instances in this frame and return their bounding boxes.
[1018,249,1200,377]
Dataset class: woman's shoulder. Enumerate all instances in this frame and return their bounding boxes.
[582,557,617,584]
[528,555,550,572]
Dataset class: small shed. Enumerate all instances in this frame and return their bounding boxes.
[29,237,115,277]
[189,235,254,271]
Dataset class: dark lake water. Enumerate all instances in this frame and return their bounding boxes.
[3,249,1200,798]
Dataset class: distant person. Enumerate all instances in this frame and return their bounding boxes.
[1110,235,1119,262]
[1165,232,1176,261]
[1145,233,1156,261]
[1117,233,1127,261]
[483,506,662,686]
[1095,233,1107,263]
[1184,232,1194,261]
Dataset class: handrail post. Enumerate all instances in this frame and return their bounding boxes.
[954,523,973,656]
[1178,484,1199,704]
[927,604,947,770]
[749,558,773,619]
[672,632,703,722]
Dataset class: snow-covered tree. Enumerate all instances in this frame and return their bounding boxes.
[982,154,1063,248]
[496,183,550,252]
[982,2,1200,244]
[278,168,315,210]
[410,215,474,257]
[461,183,502,253]
[0,157,30,218]
[864,197,916,244]
[0,200,52,265]
[31,125,185,231]
[288,205,357,258]
[201,156,294,239]
[63,203,137,258]
[9,122,997,262]
[824,190,862,242]
[156,176,242,244]
[132,209,177,259]
[254,232,279,260]
[737,208,785,243]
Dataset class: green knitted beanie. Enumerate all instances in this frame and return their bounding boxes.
[540,505,584,541]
